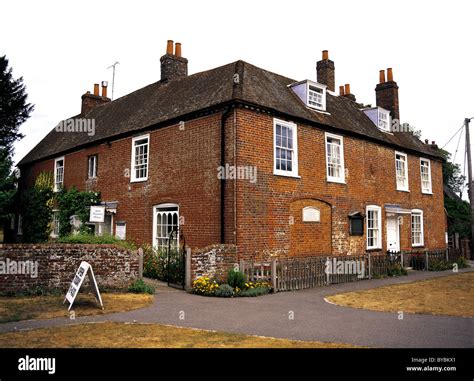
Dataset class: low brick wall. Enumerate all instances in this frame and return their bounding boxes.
[191,244,238,282]
[0,244,140,294]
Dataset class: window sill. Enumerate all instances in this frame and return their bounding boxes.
[422,191,433,195]
[130,178,148,183]
[412,244,425,248]
[396,188,410,193]
[327,178,346,184]
[366,247,382,252]
[273,172,301,179]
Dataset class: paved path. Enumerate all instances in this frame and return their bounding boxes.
[1,268,473,348]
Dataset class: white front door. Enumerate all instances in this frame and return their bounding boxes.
[386,216,400,252]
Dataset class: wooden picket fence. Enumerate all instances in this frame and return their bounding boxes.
[240,252,402,292]
[240,249,464,293]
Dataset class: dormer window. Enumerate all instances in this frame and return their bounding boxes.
[363,106,391,132]
[308,84,325,109]
[290,80,327,112]
[378,107,391,131]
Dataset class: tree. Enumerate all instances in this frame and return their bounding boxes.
[0,55,34,222]
[437,148,471,238]
[437,148,466,194]
[0,55,34,151]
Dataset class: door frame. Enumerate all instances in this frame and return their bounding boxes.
[386,214,400,252]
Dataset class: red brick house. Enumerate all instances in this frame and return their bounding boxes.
[13,41,446,259]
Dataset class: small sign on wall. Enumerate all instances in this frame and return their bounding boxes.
[302,207,320,222]
[89,206,105,223]
[64,261,103,311]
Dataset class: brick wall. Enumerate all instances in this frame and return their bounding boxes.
[190,244,238,282]
[17,106,446,262]
[234,108,446,259]
[0,244,139,294]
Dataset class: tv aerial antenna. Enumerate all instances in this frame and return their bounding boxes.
[107,61,120,100]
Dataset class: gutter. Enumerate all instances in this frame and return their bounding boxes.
[220,107,233,244]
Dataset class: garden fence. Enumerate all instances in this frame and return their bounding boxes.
[240,249,465,293]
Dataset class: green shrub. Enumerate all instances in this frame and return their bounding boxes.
[20,186,53,243]
[128,279,155,294]
[215,284,234,298]
[387,263,408,277]
[238,287,270,297]
[428,259,451,271]
[142,246,168,280]
[227,268,246,289]
[57,233,124,245]
[56,187,101,236]
[455,257,469,269]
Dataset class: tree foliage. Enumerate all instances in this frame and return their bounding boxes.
[0,55,34,151]
[56,187,101,236]
[0,55,33,223]
[20,186,53,243]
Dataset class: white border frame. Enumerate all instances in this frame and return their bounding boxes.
[325,132,346,184]
[152,203,180,249]
[273,118,299,178]
[420,158,433,194]
[366,205,382,250]
[130,134,150,183]
[306,81,327,111]
[54,156,65,192]
[411,209,424,247]
[395,151,409,192]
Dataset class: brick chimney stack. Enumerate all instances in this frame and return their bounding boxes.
[316,50,335,92]
[81,82,111,115]
[375,68,399,121]
[160,40,188,82]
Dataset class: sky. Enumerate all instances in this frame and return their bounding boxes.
[2,0,474,189]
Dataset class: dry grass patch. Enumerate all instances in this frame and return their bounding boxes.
[0,293,153,323]
[0,322,358,348]
[327,272,474,317]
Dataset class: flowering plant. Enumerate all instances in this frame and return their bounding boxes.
[192,276,219,296]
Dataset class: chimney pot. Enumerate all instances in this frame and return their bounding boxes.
[316,51,335,92]
[375,68,399,120]
[101,81,108,98]
[160,40,188,82]
[387,68,393,82]
[166,40,174,55]
[379,70,386,84]
[175,42,182,57]
[425,139,429,144]
[93,83,100,96]
[344,83,351,94]
[339,85,345,96]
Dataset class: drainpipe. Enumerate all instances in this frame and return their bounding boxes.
[221,107,233,243]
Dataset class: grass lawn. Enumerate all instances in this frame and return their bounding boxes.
[326,272,474,317]
[0,293,153,323]
[0,322,358,348]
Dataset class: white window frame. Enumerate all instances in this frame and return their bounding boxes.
[273,119,299,178]
[420,158,432,194]
[395,151,409,192]
[51,210,60,238]
[152,203,180,251]
[366,205,382,250]
[377,107,391,132]
[130,134,150,182]
[307,82,327,111]
[411,209,424,247]
[325,132,345,183]
[88,155,98,179]
[54,156,65,192]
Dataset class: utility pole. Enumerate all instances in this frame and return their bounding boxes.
[465,117,474,256]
